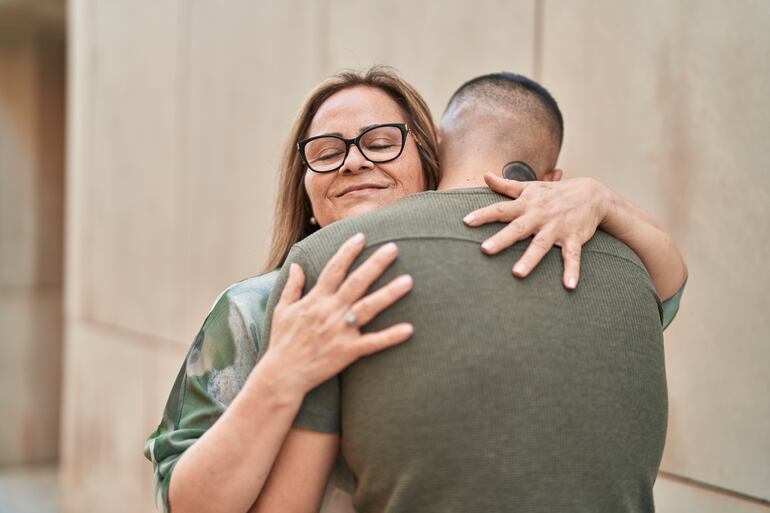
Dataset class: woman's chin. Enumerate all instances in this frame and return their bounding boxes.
[335,201,383,222]
[330,194,401,223]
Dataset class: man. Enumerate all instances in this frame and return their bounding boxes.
[263,73,669,512]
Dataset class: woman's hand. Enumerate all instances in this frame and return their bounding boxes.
[169,235,411,513]
[463,172,612,289]
[463,172,688,299]
[262,233,415,397]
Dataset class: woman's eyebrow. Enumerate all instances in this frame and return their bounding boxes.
[314,124,387,138]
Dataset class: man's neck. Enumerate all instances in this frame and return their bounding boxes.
[437,160,502,191]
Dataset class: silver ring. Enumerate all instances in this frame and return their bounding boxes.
[344,310,358,328]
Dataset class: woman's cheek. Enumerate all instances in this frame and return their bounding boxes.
[304,174,329,221]
[407,165,426,194]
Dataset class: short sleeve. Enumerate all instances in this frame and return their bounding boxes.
[144,273,276,513]
[264,245,342,434]
[660,279,686,330]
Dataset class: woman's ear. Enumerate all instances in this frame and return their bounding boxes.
[542,168,564,182]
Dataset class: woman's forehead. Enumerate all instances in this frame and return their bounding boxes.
[307,86,406,137]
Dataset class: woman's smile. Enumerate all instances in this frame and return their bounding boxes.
[335,182,390,198]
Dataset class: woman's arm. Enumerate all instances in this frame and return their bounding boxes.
[248,428,339,513]
[162,235,414,513]
[464,173,688,299]
[167,358,306,513]
[598,189,687,300]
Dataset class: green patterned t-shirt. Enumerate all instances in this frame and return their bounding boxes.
[143,271,279,512]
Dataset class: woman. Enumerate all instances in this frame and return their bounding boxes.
[145,67,686,513]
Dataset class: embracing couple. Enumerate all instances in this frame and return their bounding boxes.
[146,67,687,513]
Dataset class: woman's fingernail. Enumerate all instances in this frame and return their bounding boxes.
[397,275,413,287]
[383,242,398,254]
[567,277,577,289]
[401,324,414,336]
[481,240,496,252]
[463,214,476,225]
[514,263,526,275]
[351,232,365,243]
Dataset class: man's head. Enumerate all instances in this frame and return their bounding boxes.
[439,72,564,181]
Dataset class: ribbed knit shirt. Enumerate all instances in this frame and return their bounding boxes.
[264,188,668,513]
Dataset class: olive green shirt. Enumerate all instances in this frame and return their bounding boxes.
[265,188,669,513]
[145,188,683,513]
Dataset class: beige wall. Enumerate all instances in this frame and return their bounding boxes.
[0,14,65,465]
[53,0,770,512]
[540,1,770,509]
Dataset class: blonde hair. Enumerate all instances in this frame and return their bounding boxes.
[263,67,440,271]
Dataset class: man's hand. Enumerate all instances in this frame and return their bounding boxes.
[463,172,612,289]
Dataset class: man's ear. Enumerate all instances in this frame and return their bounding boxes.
[542,168,563,182]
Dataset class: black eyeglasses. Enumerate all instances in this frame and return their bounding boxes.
[297,123,410,173]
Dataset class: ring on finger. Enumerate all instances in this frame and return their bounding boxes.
[344,309,359,328]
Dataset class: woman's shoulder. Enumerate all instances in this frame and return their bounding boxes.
[187,269,282,402]
[197,269,281,356]
[207,269,281,317]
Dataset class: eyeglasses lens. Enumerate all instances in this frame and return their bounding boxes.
[304,125,404,172]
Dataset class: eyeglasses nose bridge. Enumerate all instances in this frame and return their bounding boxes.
[340,137,372,170]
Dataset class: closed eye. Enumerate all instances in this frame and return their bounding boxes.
[314,149,345,162]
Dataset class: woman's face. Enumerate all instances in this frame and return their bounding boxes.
[303,86,426,227]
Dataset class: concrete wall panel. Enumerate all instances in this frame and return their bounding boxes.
[0,28,65,287]
[540,0,770,499]
[0,24,64,465]
[324,0,535,117]
[60,318,185,513]
[179,0,323,338]
[0,290,61,463]
[68,0,185,342]
[0,29,38,286]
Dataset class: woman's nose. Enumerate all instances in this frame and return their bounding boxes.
[339,144,374,174]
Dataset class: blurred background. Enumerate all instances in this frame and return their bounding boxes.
[0,0,768,512]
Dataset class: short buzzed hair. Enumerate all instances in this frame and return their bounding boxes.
[439,72,564,177]
[444,72,563,150]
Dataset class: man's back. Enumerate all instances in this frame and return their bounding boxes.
[268,188,667,513]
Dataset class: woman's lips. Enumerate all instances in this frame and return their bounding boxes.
[340,187,384,197]
[336,184,388,197]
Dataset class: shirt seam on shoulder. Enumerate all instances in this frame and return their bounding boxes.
[360,234,649,275]
[362,234,493,247]
[427,187,495,196]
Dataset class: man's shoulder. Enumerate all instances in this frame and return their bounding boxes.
[292,191,431,263]
[583,231,645,271]
[295,188,504,257]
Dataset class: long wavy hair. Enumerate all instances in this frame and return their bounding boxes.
[263,67,440,271]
